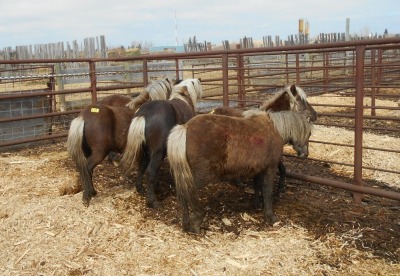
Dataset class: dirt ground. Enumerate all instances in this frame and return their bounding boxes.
[1,141,399,275]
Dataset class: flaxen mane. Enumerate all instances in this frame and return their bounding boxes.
[268,111,313,145]
[169,78,202,106]
[125,78,174,110]
[242,109,313,145]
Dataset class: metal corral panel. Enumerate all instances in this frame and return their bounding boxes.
[0,90,51,143]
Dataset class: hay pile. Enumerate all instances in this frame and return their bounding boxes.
[0,146,399,275]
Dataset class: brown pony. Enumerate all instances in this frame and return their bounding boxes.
[210,84,317,195]
[121,79,203,209]
[167,110,313,233]
[66,79,174,206]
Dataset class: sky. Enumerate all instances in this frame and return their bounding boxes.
[0,0,399,49]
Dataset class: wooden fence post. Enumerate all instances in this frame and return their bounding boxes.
[55,63,67,111]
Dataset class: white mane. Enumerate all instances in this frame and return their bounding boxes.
[169,78,202,106]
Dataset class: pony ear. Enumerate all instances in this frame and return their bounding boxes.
[180,86,189,95]
[290,84,298,96]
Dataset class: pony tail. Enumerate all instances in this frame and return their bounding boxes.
[66,116,87,168]
[121,116,146,174]
[167,125,196,209]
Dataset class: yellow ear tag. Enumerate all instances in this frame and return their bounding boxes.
[91,108,100,113]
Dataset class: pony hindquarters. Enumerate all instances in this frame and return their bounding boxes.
[67,104,135,206]
[122,85,199,209]
[121,102,180,209]
[66,116,97,206]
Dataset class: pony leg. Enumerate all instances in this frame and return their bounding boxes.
[181,188,204,234]
[229,178,246,188]
[262,168,278,224]
[81,154,105,206]
[79,164,96,207]
[252,173,263,209]
[190,203,205,234]
[277,161,286,195]
[134,153,149,194]
[144,153,163,208]
[181,201,192,232]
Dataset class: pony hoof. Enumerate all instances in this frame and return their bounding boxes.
[265,214,278,225]
[136,187,145,195]
[82,198,91,207]
[183,224,201,234]
[230,179,246,188]
[147,200,161,209]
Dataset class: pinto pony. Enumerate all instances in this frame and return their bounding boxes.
[210,84,317,194]
[66,79,174,206]
[167,110,313,233]
[121,79,203,208]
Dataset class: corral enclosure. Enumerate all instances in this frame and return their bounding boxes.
[0,38,400,274]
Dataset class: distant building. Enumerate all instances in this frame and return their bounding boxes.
[149,46,185,54]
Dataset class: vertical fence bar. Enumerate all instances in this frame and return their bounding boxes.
[371,49,376,116]
[222,53,229,106]
[285,53,289,84]
[353,45,366,204]
[295,53,300,84]
[175,58,180,80]
[323,52,329,93]
[377,49,383,95]
[142,58,148,87]
[237,53,245,108]
[89,60,97,103]
[49,65,56,113]
[55,63,67,111]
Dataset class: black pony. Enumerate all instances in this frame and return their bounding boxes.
[121,79,203,208]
